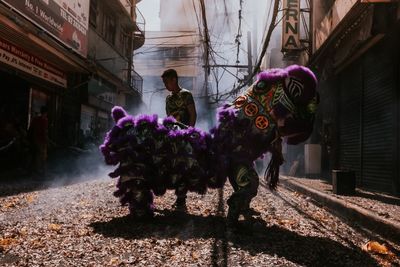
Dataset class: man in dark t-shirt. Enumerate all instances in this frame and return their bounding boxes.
[162,69,197,127]
[162,69,197,211]
[166,88,195,126]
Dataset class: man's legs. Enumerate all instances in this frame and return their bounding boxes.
[173,182,188,211]
[226,164,259,226]
[125,176,154,219]
[129,188,154,219]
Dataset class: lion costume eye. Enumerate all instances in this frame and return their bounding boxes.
[284,77,304,100]
[256,80,266,89]
[253,80,270,94]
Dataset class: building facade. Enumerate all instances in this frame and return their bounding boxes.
[310,0,400,195]
[134,0,204,120]
[83,0,144,145]
[0,0,144,170]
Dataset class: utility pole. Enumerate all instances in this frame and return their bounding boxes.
[247,31,253,85]
[128,0,134,90]
[309,0,313,55]
[199,0,210,97]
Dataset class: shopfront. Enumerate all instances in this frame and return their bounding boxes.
[317,27,400,195]
[0,34,68,143]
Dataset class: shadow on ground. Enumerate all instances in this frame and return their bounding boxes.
[355,190,400,206]
[90,210,378,267]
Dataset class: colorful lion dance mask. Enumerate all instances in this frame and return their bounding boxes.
[239,64,318,144]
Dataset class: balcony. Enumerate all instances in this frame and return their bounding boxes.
[133,7,145,50]
[131,69,143,95]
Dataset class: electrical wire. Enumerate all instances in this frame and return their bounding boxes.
[220,0,280,98]
[144,33,199,39]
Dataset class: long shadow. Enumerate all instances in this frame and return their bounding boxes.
[355,190,400,206]
[211,188,228,267]
[90,211,378,266]
[313,179,400,206]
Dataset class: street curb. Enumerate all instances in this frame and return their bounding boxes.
[280,177,400,244]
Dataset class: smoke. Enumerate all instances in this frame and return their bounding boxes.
[132,0,314,178]
[45,146,113,188]
[134,1,279,129]
[137,0,160,31]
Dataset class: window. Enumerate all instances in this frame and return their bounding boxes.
[89,0,97,28]
[163,47,195,58]
[102,12,116,45]
[134,47,197,60]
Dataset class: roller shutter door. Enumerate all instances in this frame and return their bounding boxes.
[361,41,396,193]
[339,61,362,183]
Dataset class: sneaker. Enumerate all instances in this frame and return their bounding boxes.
[242,207,260,218]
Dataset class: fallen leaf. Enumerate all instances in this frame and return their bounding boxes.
[3,201,17,209]
[278,219,297,226]
[19,227,28,236]
[109,257,120,265]
[0,238,17,247]
[81,214,93,219]
[30,239,45,249]
[278,219,291,225]
[362,241,390,255]
[48,223,62,232]
[76,229,89,237]
[26,194,36,203]
[203,208,211,215]
[79,200,88,205]
[191,251,200,260]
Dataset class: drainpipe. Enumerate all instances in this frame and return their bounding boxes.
[128,0,134,92]
[309,0,313,56]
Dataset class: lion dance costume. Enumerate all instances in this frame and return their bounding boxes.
[100,65,318,225]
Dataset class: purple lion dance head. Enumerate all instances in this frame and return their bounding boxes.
[100,64,318,224]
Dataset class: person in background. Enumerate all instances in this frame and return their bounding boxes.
[162,69,197,127]
[161,68,197,211]
[28,105,48,176]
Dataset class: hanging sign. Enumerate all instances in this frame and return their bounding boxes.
[0,37,67,87]
[1,0,89,57]
[282,0,301,51]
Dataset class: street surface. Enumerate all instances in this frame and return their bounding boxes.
[1,176,399,266]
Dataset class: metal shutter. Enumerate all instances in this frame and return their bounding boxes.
[339,61,362,183]
[361,40,396,193]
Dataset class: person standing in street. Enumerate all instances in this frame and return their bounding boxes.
[161,69,197,211]
[28,105,48,176]
[162,69,197,127]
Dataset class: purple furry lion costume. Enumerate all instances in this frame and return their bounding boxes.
[100,65,318,225]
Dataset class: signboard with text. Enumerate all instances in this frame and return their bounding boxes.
[282,0,301,52]
[0,37,67,87]
[1,0,89,57]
